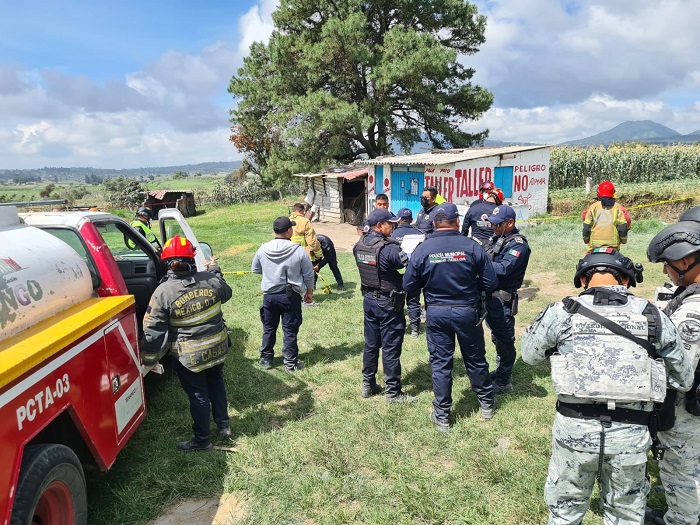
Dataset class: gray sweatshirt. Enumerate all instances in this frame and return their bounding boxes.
[252,238,315,296]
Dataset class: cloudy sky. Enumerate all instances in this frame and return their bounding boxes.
[1,0,698,170]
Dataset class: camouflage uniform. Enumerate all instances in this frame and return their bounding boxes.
[522,285,693,525]
[657,291,700,525]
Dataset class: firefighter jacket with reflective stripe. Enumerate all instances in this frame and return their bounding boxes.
[289,212,323,259]
[131,219,159,246]
[582,201,631,250]
[354,231,405,293]
[141,268,233,373]
[522,285,694,412]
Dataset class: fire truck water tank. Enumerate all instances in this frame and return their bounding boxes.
[1,207,94,343]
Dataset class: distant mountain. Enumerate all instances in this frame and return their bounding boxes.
[0,161,242,181]
[561,120,700,146]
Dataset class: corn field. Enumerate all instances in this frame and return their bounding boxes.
[550,143,700,190]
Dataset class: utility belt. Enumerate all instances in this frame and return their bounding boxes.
[361,287,406,312]
[492,290,519,314]
[557,400,660,480]
[556,401,651,426]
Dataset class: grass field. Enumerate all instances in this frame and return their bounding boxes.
[81,199,679,525]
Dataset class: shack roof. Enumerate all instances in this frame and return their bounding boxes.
[357,145,551,166]
[293,167,368,180]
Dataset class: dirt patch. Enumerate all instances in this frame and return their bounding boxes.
[311,222,362,253]
[149,493,248,525]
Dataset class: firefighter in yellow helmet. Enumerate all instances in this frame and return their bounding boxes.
[289,203,323,260]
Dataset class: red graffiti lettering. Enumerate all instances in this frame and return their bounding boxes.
[529,177,546,186]
[454,167,493,198]
[513,174,529,192]
[514,164,546,173]
[518,193,532,205]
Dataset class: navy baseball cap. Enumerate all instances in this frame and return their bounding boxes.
[366,209,400,226]
[273,216,296,232]
[397,208,413,220]
[488,205,516,225]
[433,202,460,221]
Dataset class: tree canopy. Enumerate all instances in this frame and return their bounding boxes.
[229,0,493,179]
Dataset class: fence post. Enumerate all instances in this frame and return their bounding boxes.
[585,177,592,196]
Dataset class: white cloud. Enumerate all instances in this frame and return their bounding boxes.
[465,0,700,141]
[236,0,277,58]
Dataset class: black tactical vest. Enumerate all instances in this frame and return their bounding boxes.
[355,234,401,293]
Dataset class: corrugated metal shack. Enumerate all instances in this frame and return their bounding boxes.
[145,190,196,217]
[294,167,368,225]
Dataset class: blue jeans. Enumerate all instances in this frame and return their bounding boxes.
[362,293,406,396]
[426,305,494,419]
[260,291,303,369]
[485,295,516,384]
[172,358,228,444]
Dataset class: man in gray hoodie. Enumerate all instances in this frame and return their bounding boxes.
[252,216,315,371]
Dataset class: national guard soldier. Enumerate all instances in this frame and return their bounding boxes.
[141,236,233,451]
[354,208,413,402]
[522,247,693,525]
[403,203,499,430]
[461,180,502,242]
[391,208,425,338]
[485,205,531,393]
[646,221,700,525]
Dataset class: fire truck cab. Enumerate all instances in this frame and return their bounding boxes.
[0,206,208,525]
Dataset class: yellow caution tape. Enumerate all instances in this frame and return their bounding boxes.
[523,193,700,222]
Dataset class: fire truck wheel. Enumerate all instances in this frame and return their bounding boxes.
[10,444,87,525]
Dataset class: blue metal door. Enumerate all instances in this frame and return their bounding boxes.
[494,166,514,198]
[391,168,423,217]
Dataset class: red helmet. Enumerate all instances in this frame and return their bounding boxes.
[597,180,616,198]
[161,235,196,260]
[480,180,495,192]
[493,188,504,204]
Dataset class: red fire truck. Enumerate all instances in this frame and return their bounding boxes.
[0,206,209,525]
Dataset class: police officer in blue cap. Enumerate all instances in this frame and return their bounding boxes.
[485,204,531,393]
[403,203,499,431]
[354,208,414,402]
[391,208,425,337]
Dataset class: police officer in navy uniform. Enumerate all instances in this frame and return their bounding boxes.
[403,203,499,431]
[485,204,531,394]
[354,208,413,402]
[414,186,439,234]
[391,208,424,337]
[461,181,502,242]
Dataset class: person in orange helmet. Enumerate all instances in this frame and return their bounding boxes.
[582,180,632,252]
